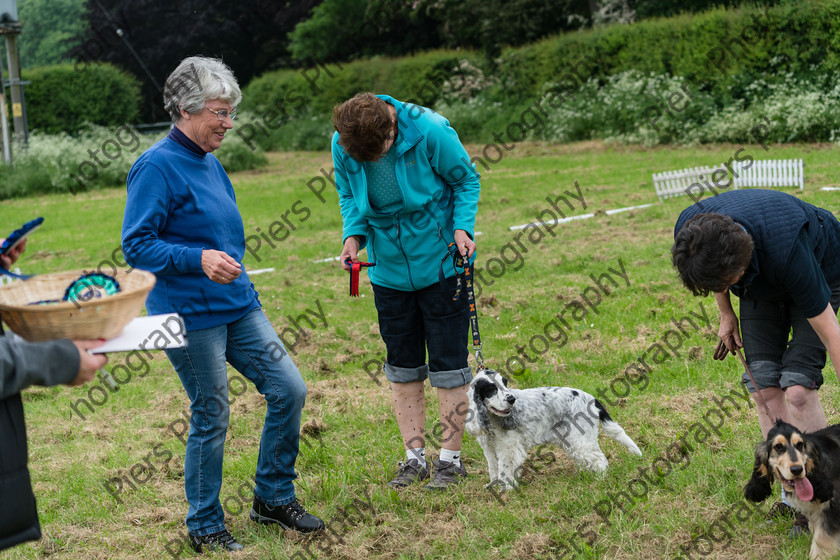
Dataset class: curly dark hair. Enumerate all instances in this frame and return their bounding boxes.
[672,213,754,296]
[332,92,395,162]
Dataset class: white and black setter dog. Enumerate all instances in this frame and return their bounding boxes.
[745,419,840,559]
[466,369,642,490]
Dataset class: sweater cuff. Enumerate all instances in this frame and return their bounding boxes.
[186,248,204,273]
[453,223,475,238]
[343,232,368,251]
[51,339,82,386]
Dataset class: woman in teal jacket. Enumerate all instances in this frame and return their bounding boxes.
[333,92,480,489]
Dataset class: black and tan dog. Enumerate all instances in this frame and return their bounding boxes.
[745,419,840,559]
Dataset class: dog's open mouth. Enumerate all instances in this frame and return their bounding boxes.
[489,406,511,416]
[777,469,814,501]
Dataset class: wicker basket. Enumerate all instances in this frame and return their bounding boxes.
[0,269,156,341]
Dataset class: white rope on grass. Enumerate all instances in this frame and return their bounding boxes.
[247,268,276,275]
[605,203,655,215]
[508,213,595,231]
[507,202,655,231]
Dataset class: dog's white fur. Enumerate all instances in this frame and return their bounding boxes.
[466,369,642,490]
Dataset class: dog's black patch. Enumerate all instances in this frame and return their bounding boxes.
[472,378,495,433]
[594,399,612,423]
[474,378,498,401]
[497,410,520,431]
[572,390,579,397]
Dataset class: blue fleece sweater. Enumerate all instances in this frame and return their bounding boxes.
[121,135,260,330]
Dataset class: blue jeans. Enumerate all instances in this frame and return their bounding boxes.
[165,308,307,535]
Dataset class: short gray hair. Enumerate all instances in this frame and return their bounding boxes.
[163,56,242,121]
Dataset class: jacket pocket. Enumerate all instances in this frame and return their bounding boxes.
[367,229,376,264]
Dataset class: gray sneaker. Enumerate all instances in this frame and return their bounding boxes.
[425,459,468,490]
[388,458,430,488]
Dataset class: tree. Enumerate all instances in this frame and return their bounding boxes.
[288,0,440,64]
[71,0,321,122]
[421,0,590,57]
[591,0,635,25]
[288,0,591,63]
[18,0,86,68]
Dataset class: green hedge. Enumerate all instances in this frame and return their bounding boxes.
[244,2,840,110]
[23,63,141,134]
[241,50,481,120]
[238,0,840,148]
[436,69,840,146]
[239,50,484,151]
[490,2,840,102]
[0,124,269,200]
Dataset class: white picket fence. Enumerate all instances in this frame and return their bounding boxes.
[732,158,804,190]
[653,165,722,201]
[653,159,804,201]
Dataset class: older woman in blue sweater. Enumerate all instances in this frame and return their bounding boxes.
[122,56,322,553]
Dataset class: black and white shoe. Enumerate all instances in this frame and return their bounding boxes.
[188,528,244,553]
[249,497,325,533]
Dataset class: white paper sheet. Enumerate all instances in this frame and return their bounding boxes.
[90,313,187,353]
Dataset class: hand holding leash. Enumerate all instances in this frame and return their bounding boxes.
[453,229,476,259]
[344,258,374,297]
[716,312,742,359]
[713,339,734,360]
[340,236,362,271]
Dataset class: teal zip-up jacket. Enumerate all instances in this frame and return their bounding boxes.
[332,95,481,291]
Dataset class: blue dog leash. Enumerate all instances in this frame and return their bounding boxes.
[0,267,31,280]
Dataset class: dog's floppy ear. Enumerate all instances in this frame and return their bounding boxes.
[744,440,774,502]
[473,378,497,403]
[803,436,819,471]
[802,436,834,502]
[809,472,834,503]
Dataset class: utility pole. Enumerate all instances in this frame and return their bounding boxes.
[0,1,24,164]
[0,44,9,165]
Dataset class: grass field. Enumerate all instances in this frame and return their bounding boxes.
[2,140,840,560]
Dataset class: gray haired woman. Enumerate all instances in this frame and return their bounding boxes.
[121,56,323,553]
